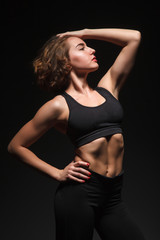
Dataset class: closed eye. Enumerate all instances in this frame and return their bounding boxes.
[80,47,85,50]
[76,43,86,50]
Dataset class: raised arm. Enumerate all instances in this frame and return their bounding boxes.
[85,28,141,97]
[58,28,141,98]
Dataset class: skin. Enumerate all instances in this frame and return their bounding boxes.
[8,28,141,183]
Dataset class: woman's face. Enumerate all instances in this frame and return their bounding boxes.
[67,37,99,73]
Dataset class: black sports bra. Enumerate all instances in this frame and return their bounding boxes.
[61,86,123,148]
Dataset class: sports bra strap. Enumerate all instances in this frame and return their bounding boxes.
[61,92,77,111]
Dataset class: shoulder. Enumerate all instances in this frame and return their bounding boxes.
[49,94,67,112]
[44,94,66,110]
[34,94,68,123]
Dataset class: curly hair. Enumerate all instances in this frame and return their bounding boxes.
[33,35,72,94]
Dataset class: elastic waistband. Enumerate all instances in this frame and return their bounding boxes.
[87,168,124,184]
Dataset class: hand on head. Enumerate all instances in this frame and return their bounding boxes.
[56,29,86,39]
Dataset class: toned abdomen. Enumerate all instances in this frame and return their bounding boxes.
[74,133,124,177]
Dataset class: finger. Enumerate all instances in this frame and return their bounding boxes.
[68,173,85,183]
[74,161,90,168]
[71,170,91,180]
[56,32,71,38]
[56,33,63,38]
[74,167,91,176]
[56,33,65,38]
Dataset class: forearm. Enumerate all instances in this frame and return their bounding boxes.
[83,28,141,47]
[8,145,61,181]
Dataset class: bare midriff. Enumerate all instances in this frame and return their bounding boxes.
[74,133,124,178]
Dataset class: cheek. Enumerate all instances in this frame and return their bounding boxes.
[70,52,89,67]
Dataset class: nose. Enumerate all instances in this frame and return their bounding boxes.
[88,47,95,55]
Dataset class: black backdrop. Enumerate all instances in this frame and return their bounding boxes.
[2,1,160,240]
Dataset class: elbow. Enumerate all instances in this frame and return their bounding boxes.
[126,30,141,47]
[7,142,14,154]
[7,141,17,155]
[133,30,142,43]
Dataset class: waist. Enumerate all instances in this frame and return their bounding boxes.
[74,134,124,177]
[57,167,124,209]
[85,167,124,183]
[64,167,124,192]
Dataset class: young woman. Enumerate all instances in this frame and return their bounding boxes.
[8,28,146,240]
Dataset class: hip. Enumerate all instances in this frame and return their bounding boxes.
[55,168,124,209]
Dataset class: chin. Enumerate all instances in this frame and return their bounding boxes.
[89,64,99,73]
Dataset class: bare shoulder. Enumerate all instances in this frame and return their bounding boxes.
[34,94,68,124]
[49,94,67,111]
[7,95,68,151]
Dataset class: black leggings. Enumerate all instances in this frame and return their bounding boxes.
[54,169,146,240]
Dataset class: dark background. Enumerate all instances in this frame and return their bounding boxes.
[2,1,159,240]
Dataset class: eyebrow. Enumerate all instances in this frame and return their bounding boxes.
[76,43,86,48]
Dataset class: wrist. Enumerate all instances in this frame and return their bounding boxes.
[82,28,90,39]
[82,28,99,40]
[46,165,63,181]
[55,168,63,181]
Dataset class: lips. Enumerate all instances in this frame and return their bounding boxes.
[92,56,97,62]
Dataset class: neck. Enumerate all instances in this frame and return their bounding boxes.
[67,70,92,94]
